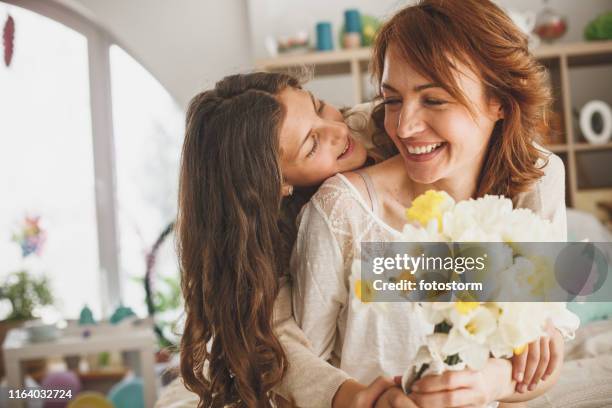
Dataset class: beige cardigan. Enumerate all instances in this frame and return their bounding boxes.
[272,103,568,407]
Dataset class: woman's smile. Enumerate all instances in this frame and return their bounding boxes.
[403,141,447,162]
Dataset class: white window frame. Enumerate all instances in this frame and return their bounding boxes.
[5,0,131,315]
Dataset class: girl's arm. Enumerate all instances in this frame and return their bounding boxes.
[273,202,365,407]
[272,281,352,407]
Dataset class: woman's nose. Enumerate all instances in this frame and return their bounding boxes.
[397,106,426,139]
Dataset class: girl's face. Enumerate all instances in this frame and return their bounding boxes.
[381,45,502,187]
[277,87,368,187]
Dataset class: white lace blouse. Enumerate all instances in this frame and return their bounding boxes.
[291,174,433,384]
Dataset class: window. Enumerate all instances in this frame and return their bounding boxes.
[0,4,100,318]
[110,45,183,316]
[0,1,184,320]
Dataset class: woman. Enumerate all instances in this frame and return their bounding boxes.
[290,0,573,407]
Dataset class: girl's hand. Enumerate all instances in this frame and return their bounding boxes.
[409,358,513,408]
[374,385,420,408]
[511,321,564,393]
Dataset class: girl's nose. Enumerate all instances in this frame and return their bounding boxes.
[321,120,349,145]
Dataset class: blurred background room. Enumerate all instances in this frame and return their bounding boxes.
[1,0,611,407]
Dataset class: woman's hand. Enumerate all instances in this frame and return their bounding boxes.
[409,358,514,408]
[511,321,564,393]
[335,377,420,408]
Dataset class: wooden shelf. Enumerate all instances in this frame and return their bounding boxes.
[547,144,569,153]
[256,41,612,210]
[255,47,372,69]
[256,41,612,70]
[574,142,612,152]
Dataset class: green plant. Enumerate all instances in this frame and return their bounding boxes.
[0,270,54,321]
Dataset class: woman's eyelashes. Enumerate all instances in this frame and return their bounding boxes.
[306,133,319,158]
[382,95,448,107]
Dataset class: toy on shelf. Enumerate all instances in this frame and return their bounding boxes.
[580,100,612,145]
[342,9,362,49]
[78,305,96,325]
[316,21,333,51]
[109,305,136,325]
[535,0,567,42]
[67,392,113,408]
[585,11,612,41]
[40,370,81,407]
[339,13,381,48]
[108,377,145,408]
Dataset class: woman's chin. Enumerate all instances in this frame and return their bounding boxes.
[406,168,444,186]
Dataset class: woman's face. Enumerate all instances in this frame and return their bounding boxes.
[381,45,502,187]
[277,87,368,188]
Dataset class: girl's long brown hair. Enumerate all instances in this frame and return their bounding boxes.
[370,0,552,199]
[177,72,302,407]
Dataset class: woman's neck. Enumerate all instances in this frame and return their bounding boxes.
[380,155,480,205]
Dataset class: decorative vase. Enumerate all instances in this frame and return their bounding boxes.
[535,0,567,42]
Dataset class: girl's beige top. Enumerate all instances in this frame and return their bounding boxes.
[272,102,568,407]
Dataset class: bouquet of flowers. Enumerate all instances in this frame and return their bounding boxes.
[359,190,579,392]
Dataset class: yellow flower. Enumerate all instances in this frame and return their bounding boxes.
[513,344,527,355]
[354,279,375,303]
[454,301,480,315]
[405,190,454,229]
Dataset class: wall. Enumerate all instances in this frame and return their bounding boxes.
[248,0,612,107]
[59,0,254,109]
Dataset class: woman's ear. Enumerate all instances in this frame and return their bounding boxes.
[497,104,505,120]
[488,97,505,121]
[281,184,294,197]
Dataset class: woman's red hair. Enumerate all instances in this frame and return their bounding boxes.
[370,0,552,199]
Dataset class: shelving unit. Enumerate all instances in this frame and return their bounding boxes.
[256,41,612,213]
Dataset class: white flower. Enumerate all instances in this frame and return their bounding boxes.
[401,219,446,242]
[393,190,581,378]
[442,305,497,369]
[494,303,546,352]
[442,195,512,242]
[504,208,557,243]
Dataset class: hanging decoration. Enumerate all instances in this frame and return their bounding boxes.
[12,215,47,258]
[3,14,14,67]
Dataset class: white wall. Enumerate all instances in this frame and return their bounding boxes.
[59,0,254,109]
[53,0,611,110]
[248,0,612,59]
[248,0,612,108]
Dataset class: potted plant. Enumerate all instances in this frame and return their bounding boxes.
[0,270,54,380]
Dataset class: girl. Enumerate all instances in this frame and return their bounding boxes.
[176,71,378,407]
[290,0,573,407]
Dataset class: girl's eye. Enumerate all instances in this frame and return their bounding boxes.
[306,134,319,158]
[317,100,326,114]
